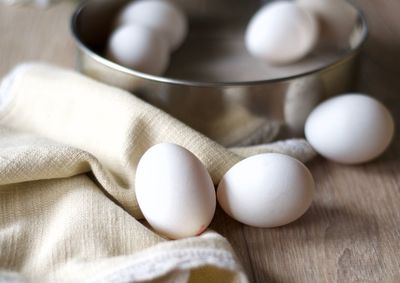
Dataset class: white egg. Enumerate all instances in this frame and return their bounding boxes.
[135,143,216,239]
[217,153,314,228]
[117,0,188,51]
[245,1,318,64]
[305,94,395,164]
[297,0,357,49]
[107,25,169,75]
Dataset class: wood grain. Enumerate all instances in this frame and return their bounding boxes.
[0,1,399,283]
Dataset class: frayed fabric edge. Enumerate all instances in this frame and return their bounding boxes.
[88,246,249,283]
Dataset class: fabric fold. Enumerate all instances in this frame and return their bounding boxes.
[0,63,316,282]
[0,174,246,283]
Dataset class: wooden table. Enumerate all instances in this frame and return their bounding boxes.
[0,1,399,282]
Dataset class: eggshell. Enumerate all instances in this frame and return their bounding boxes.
[245,1,318,64]
[297,0,357,49]
[117,0,188,51]
[106,25,169,75]
[135,143,216,239]
[217,153,314,228]
[305,94,395,164]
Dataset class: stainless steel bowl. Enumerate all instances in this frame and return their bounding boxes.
[71,0,368,146]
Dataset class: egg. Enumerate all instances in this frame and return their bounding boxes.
[135,143,216,239]
[217,153,314,228]
[107,25,169,75]
[297,0,357,49]
[245,1,318,64]
[305,94,395,164]
[117,0,188,51]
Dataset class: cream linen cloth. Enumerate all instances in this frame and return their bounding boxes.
[0,63,316,283]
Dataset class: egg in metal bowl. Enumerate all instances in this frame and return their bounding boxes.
[70,0,368,146]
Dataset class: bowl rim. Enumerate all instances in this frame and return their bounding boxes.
[70,0,368,88]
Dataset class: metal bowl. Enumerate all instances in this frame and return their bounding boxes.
[71,0,368,146]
